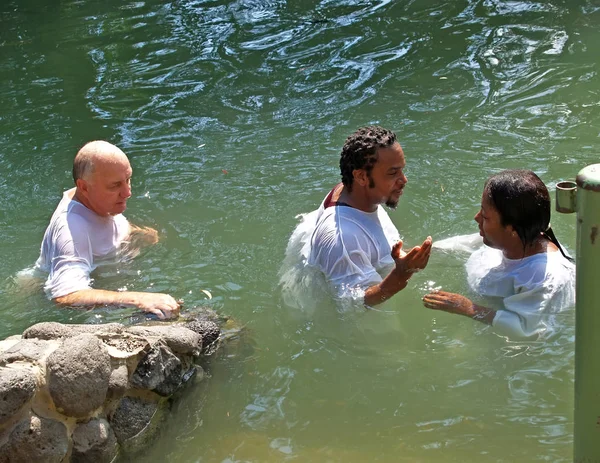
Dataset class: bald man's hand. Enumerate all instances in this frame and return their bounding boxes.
[135,293,181,319]
[128,224,159,246]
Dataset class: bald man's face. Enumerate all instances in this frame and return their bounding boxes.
[79,156,133,216]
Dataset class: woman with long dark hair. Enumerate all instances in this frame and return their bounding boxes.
[423,169,575,339]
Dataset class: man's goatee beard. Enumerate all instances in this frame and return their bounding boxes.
[385,199,399,209]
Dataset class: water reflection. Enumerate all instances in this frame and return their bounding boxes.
[1,0,595,460]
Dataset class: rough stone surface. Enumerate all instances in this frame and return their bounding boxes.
[0,367,37,424]
[0,316,225,462]
[185,319,220,355]
[99,333,150,359]
[131,342,185,396]
[0,414,68,463]
[110,396,158,443]
[23,322,125,340]
[127,325,202,355]
[47,334,111,417]
[71,418,118,463]
[0,338,57,366]
[108,363,129,399]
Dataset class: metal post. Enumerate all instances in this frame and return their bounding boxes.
[573,164,600,462]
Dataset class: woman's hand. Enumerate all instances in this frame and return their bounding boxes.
[422,290,476,317]
[422,290,496,324]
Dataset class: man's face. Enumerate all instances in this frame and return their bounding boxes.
[364,142,407,209]
[81,157,133,216]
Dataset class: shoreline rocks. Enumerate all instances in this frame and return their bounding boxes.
[0,310,223,462]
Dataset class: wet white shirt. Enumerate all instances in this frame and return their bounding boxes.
[435,234,575,338]
[34,189,130,299]
[280,192,401,309]
[308,204,400,290]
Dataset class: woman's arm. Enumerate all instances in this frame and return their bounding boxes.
[422,290,497,325]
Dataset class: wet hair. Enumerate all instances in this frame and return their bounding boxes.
[484,169,573,261]
[340,126,397,191]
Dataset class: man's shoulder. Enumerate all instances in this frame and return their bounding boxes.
[312,207,376,253]
[315,206,364,232]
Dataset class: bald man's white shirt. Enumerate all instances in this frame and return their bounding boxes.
[35,189,130,299]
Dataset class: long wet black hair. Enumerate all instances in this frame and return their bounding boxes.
[484,169,574,261]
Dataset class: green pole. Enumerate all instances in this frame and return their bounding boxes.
[574,164,600,463]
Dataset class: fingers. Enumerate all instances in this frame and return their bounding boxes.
[162,296,181,319]
[422,237,432,256]
[423,290,450,299]
[391,240,404,259]
[422,290,450,311]
[140,293,181,320]
[147,307,166,320]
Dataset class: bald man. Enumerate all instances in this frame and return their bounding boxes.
[34,141,180,319]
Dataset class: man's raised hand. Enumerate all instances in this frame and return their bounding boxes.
[391,236,432,274]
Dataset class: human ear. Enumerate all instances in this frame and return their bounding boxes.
[506,224,517,238]
[352,169,369,187]
[76,178,89,194]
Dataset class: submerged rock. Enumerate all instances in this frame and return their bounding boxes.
[110,395,167,455]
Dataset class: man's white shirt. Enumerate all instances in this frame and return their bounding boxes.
[35,189,130,299]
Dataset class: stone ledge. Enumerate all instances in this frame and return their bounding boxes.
[0,309,225,462]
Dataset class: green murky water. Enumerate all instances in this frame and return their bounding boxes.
[2,0,599,461]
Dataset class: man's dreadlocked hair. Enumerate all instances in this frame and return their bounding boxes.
[339,126,397,191]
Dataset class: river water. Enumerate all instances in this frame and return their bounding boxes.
[1,0,599,461]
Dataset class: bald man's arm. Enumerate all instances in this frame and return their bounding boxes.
[54,289,180,319]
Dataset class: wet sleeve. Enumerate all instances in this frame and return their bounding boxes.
[492,285,551,338]
[433,233,483,253]
[43,216,94,299]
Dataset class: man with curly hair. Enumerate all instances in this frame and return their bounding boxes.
[281,126,432,308]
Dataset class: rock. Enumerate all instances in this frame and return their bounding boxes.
[108,364,129,399]
[185,319,220,355]
[0,367,38,424]
[46,334,111,418]
[131,342,187,396]
[0,338,21,356]
[0,338,58,367]
[23,322,124,340]
[110,396,161,446]
[99,333,150,359]
[0,414,68,463]
[126,325,202,355]
[71,418,118,463]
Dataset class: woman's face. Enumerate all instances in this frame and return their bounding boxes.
[474,193,515,250]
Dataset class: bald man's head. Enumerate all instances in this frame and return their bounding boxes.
[73,141,129,184]
[72,141,133,216]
